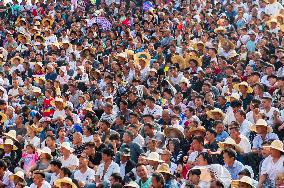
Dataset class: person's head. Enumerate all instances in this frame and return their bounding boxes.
[187,169,201,185]
[261,97,272,109]
[102,148,114,163]
[78,153,89,168]
[223,148,237,166]
[210,180,224,188]
[228,122,241,139]
[136,163,148,180]
[50,160,62,173]
[46,135,56,147]
[0,160,7,177]
[99,119,111,132]
[84,142,96,156]
[191,136,204,151]
[196,152,213,166]
[72,132,83,145]
[143,123,155,136]
[214,120,224,134]
[109,173,122,185]
[205,128,217,142]
[32,171,45,185]
[160,150,171,163]
[235,110,246,123]
[238,169,252,179]
[122,131,134,144]
[59,167,72,178]
[151,172,165,188]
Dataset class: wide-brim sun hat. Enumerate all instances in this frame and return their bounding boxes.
[171,54,185,69]
[164,126,185,140]
[134,52,151,67]
[27,124,43,133]
[50,97,67,108]
[249,119,273,133]
[263,140,284,153]
[10,56,24,64]
[226,93,240,102]
[185,54,202,67]
[145,152,164,162]
[218,137,242,152]
[231,176,255,188]
[60,142,74,152]
[0,139,17,150]
[10,171,25,182]
[3,130,17,141]
[55,177,77,188]
[233,82,253,93]
[157,163,176,178]
[188,126,206,134]
[206,108,225,119]
[38,147,53,158]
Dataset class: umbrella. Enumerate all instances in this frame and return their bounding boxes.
[143,1,154,11]
[95,17,112,31]
[208,164,232,188]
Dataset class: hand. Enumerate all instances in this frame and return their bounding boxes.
[278,124,284,131]
[273,110,279,117]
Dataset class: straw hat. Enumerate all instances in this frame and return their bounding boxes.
[10,56,24,64]
[60,38,71,47]
[81,47,95,56]
[34,34,46,43]
[263,140,284,153]
[42,17,54,26]
[185,54,202,67]
[189,126,206,134]
[33,75,45,84]
[38,147,53,158]
[206,108,225,119]
[233,82,253,93]
[226,93,240,102]
[164,126,185,140]
[171,54,185,69]
[27,124,43,133]
[3,130,17,141]
[10,171,25,181]
[0,139,18,150]
[231,176,255,188]
[214,26,226,33]
[55,177,77,188]
[0,112,7,124]
[157,163,175,177]
[218,137,242,152]
[266,18,279,27]
[145,152,164,162]
[116,52,128,59]
[51,97,66,107]
[125,49,134,57]
[60,142,74,152]
[249,119,273,133]
[124,181,139,188]
[32,87,42,93]
[179,77,190,86]
[134,52,151,67]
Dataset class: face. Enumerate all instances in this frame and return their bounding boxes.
[188,173,199,185]
[223,152,234,165]
[33,174,43,185]
[196,155,207,166]
[136,165,148,179]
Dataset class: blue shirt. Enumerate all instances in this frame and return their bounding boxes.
[45,72,58,81]
[252,133,279,150]
[216,131,229,142]
[224,160,245,180]
[246,40,256,52]
[137,177,152,188]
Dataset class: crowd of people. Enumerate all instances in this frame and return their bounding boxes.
[0,0,284,187]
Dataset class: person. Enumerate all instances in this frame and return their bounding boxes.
[223,148,245,180]
[258,140,284,188]
[30,171,51,188]
[231,176,256,188]
[54,177,78,188]
[118,148,136,179]
[159,149,177,174]
[151,172,165,188]
[73,153,96,187]
[49,159,62,186]
[97,148,120,182]
[59,142,79,170]
[0,159,14,188]
[136,163,152,188]
[187,136,207,168]
[157,163,179,188]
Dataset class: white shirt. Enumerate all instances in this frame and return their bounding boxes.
[97,161,120,182]
[74,168,96,184]
[30,181,51,188]
[8,87,19,97]
[265,2,283,16]
[60,154,79,168]
[1,170,14,188]
[188,149,208,162]
[49,173,60,186]
[261,155,284,183]
[133,134,145,147]
[53,109,66,119]
[260,107,279,126]
[24,136,41,148]
[143,105,163,119]
[231,135,252,153]
[83,135,93,143]
[239,119,252,138]
[120,162,127,178]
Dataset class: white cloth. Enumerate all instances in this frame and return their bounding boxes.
[265,2,283,16]
[74,168,96,184]
[50,173,60,186]
[30,181,51,188]
[260,107,279,126]
[24,136,41,148]
[97,161,120,182]
[60,154,79,168]
[53,109,66,119]
[239,119,252,138]
[261,155,284,183]
[143,105,163,118]
[1,170,14,188]
[133,134,145,147]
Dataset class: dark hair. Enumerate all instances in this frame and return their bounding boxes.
[109,133,120,141]
[197,152,213,165]
[211,180,224,188]
[102,148,114,157]
[238,168,251,177]
[223,148,237,159]
[214,120,223,127]
[144,122,154,129]
[237,109,246,118]
[65,116,74,123]
[207,128,217,137]
[152,172,165,186]
[110,173,122,183]
[136,163,146,168]
[230,100,242,108]
[189,169,201,176]
[186,106,196,115]
[50,160,62,168]
[120,100,128,106]
[111,182,123,188]
[46,135,56,141]
[0,160,7,170]
[192,136,204,145]
[60,167,72,177]
[85,142,96,148]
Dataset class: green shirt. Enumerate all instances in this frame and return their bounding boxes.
[137,177,152,188]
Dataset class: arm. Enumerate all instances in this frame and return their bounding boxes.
[257,174,267,188]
